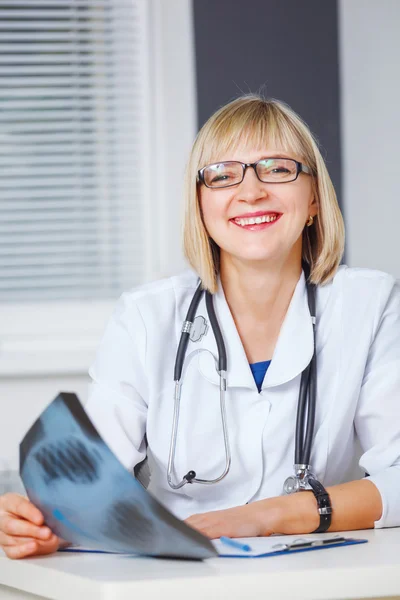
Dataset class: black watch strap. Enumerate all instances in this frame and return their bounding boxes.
[308,477,332,533]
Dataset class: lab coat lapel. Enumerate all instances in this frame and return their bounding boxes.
[198,280,255,389]
[197,270,314,390]
[263,270,314,388]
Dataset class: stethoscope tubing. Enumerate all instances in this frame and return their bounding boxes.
[173,282,203,382]
[168,261,317,490]
[295,266,317,466]
[168,282,231,489]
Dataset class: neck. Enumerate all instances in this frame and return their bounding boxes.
[219,255,303,323]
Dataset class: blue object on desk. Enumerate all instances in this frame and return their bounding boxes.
[215,536,368,558]
[220,536,252,552]
[59,547,112,554]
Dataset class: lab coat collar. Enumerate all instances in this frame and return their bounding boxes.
[197,270,314,390]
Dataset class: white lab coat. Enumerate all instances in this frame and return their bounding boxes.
[85,265,400,528]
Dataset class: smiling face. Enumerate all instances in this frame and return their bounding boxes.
[198,146,318,271]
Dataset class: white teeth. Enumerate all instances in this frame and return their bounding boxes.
[234,214,279,227]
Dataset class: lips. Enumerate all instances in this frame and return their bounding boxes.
[230,212,282,230]
[230,211,282,220]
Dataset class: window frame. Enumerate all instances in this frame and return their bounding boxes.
[0,0,197,377]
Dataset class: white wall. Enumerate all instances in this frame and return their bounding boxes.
[339,0,400,278]
[0,375,89,471]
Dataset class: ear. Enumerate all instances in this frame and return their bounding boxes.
[309,194,318,217]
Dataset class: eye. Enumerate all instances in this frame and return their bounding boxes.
[205,164,241,187]
[210,173,230,183]
[271,166,290,173]
[257,158,296,180]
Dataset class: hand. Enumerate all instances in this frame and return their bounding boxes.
[0,493,61,559]
[185,502,281,539]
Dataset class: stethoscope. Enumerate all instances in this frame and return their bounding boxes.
[167,261,317,495]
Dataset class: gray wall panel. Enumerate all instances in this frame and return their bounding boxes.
[193,0,342,205]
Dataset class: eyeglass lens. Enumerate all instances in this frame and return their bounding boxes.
[203,158,298,188]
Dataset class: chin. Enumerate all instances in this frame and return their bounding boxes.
[232,251,277,264]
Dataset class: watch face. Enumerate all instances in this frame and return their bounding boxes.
[283,476,299,494]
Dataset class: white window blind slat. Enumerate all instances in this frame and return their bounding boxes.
[0,85,136,94]
[0,123,137,134]
[0,243,131,256]
[0,77,136,87]
[0,43,134,53]
[0,189,103,200]
[1,208,136,222]
[0,132,137,142]
[0,231,135,245]
[0,165,135,177]
[0,8,136,18]
[1,213,136,228]
[0,155,105,165]
[0,173,136,184]
[1,189,100,200]
[0,66,134,75]
[0,23,135,32]
[4,0,133,6]
[0,99,135,109]
[0,0,150,303]
[0,252,130,266]
[0,31,132,41]
[0,276,137,291]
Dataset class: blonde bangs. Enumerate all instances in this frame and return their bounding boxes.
[197,99,315,172]
[183,94,344,293]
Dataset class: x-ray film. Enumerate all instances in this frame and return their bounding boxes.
[19,392,217,559]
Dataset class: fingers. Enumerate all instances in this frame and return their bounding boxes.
[0,493,59,559]
[185,515,215,538]
[0,532,41,546]
[0,514,52,540]
[0,494,44,526]
[3,541,38,560]
[2,534,60,560]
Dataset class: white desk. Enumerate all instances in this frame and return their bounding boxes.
[0,528,399,600]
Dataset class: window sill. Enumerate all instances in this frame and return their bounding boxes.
[0,301,113,377]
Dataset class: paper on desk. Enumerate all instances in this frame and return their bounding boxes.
[19,392,217,560]
[213,534,368,558]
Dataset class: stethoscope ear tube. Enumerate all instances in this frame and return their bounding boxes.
[303,325,317,464]
[205,290,227,372]
[295,262,317,466]
[295,363,311,464]
[174,281,204,382]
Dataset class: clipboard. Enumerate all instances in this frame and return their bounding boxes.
[213,534,368,558]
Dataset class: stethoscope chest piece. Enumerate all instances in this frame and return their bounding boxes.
[283,476,301,494]
[283,464,316,494]
[189,315,209,343]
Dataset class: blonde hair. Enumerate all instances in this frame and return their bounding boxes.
[183,94,345,293]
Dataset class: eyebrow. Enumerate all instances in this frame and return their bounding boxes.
[211,153,296,164]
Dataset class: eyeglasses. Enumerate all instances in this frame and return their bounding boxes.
[197,157,312,189]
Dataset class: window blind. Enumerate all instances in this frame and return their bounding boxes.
[0,0,148,302]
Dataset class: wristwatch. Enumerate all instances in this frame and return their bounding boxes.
[307,477,332,533]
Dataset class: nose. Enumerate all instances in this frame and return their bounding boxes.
[236,165,268,203]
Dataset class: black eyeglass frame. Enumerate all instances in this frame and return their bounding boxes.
[197,157,312,188]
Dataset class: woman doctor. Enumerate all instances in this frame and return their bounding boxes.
[1,95,400,559]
